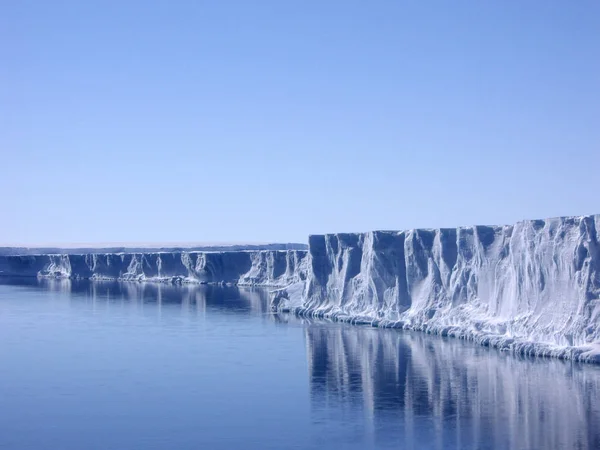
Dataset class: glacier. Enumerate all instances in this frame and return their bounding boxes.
[272,214,600,362]
[2,214,600,362]
[0,250,307,287]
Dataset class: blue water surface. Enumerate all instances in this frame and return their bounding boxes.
[1,279,599,450]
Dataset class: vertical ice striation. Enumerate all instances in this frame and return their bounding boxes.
[274,215,600,361]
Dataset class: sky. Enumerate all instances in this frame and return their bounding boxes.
[1,1,599,245]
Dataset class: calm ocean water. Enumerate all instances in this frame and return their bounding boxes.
[1,279,599,450]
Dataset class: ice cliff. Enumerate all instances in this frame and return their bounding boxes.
[273,215,600,362]
[0,250,307,287]
[3,214,599,361]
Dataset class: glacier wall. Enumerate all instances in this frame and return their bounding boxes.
[273,215,600,361]
[0,250,307,287]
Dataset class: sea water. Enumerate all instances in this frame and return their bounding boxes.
[1,279,599,450]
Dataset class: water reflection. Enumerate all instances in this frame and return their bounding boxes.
[1,277,273,316]
[305,323,600,450]
[3,278,599,449]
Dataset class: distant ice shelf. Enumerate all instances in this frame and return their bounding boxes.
[0,242,307,256]
[0,250,308,287]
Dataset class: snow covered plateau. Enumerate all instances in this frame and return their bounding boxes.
[2,214,599,362]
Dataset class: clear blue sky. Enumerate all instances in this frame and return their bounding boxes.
[1,1,599,245]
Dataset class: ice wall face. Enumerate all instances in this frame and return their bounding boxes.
[0,250,308,287]
[275,215,600,361]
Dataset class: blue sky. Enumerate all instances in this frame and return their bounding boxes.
[1,1,599,245]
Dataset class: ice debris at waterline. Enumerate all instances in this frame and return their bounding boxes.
[271,215,600,363]
[0,251,308,287]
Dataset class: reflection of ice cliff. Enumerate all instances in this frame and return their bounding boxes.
[22,278,273,316]
[275,215,600,361]
[305,323,600,450]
